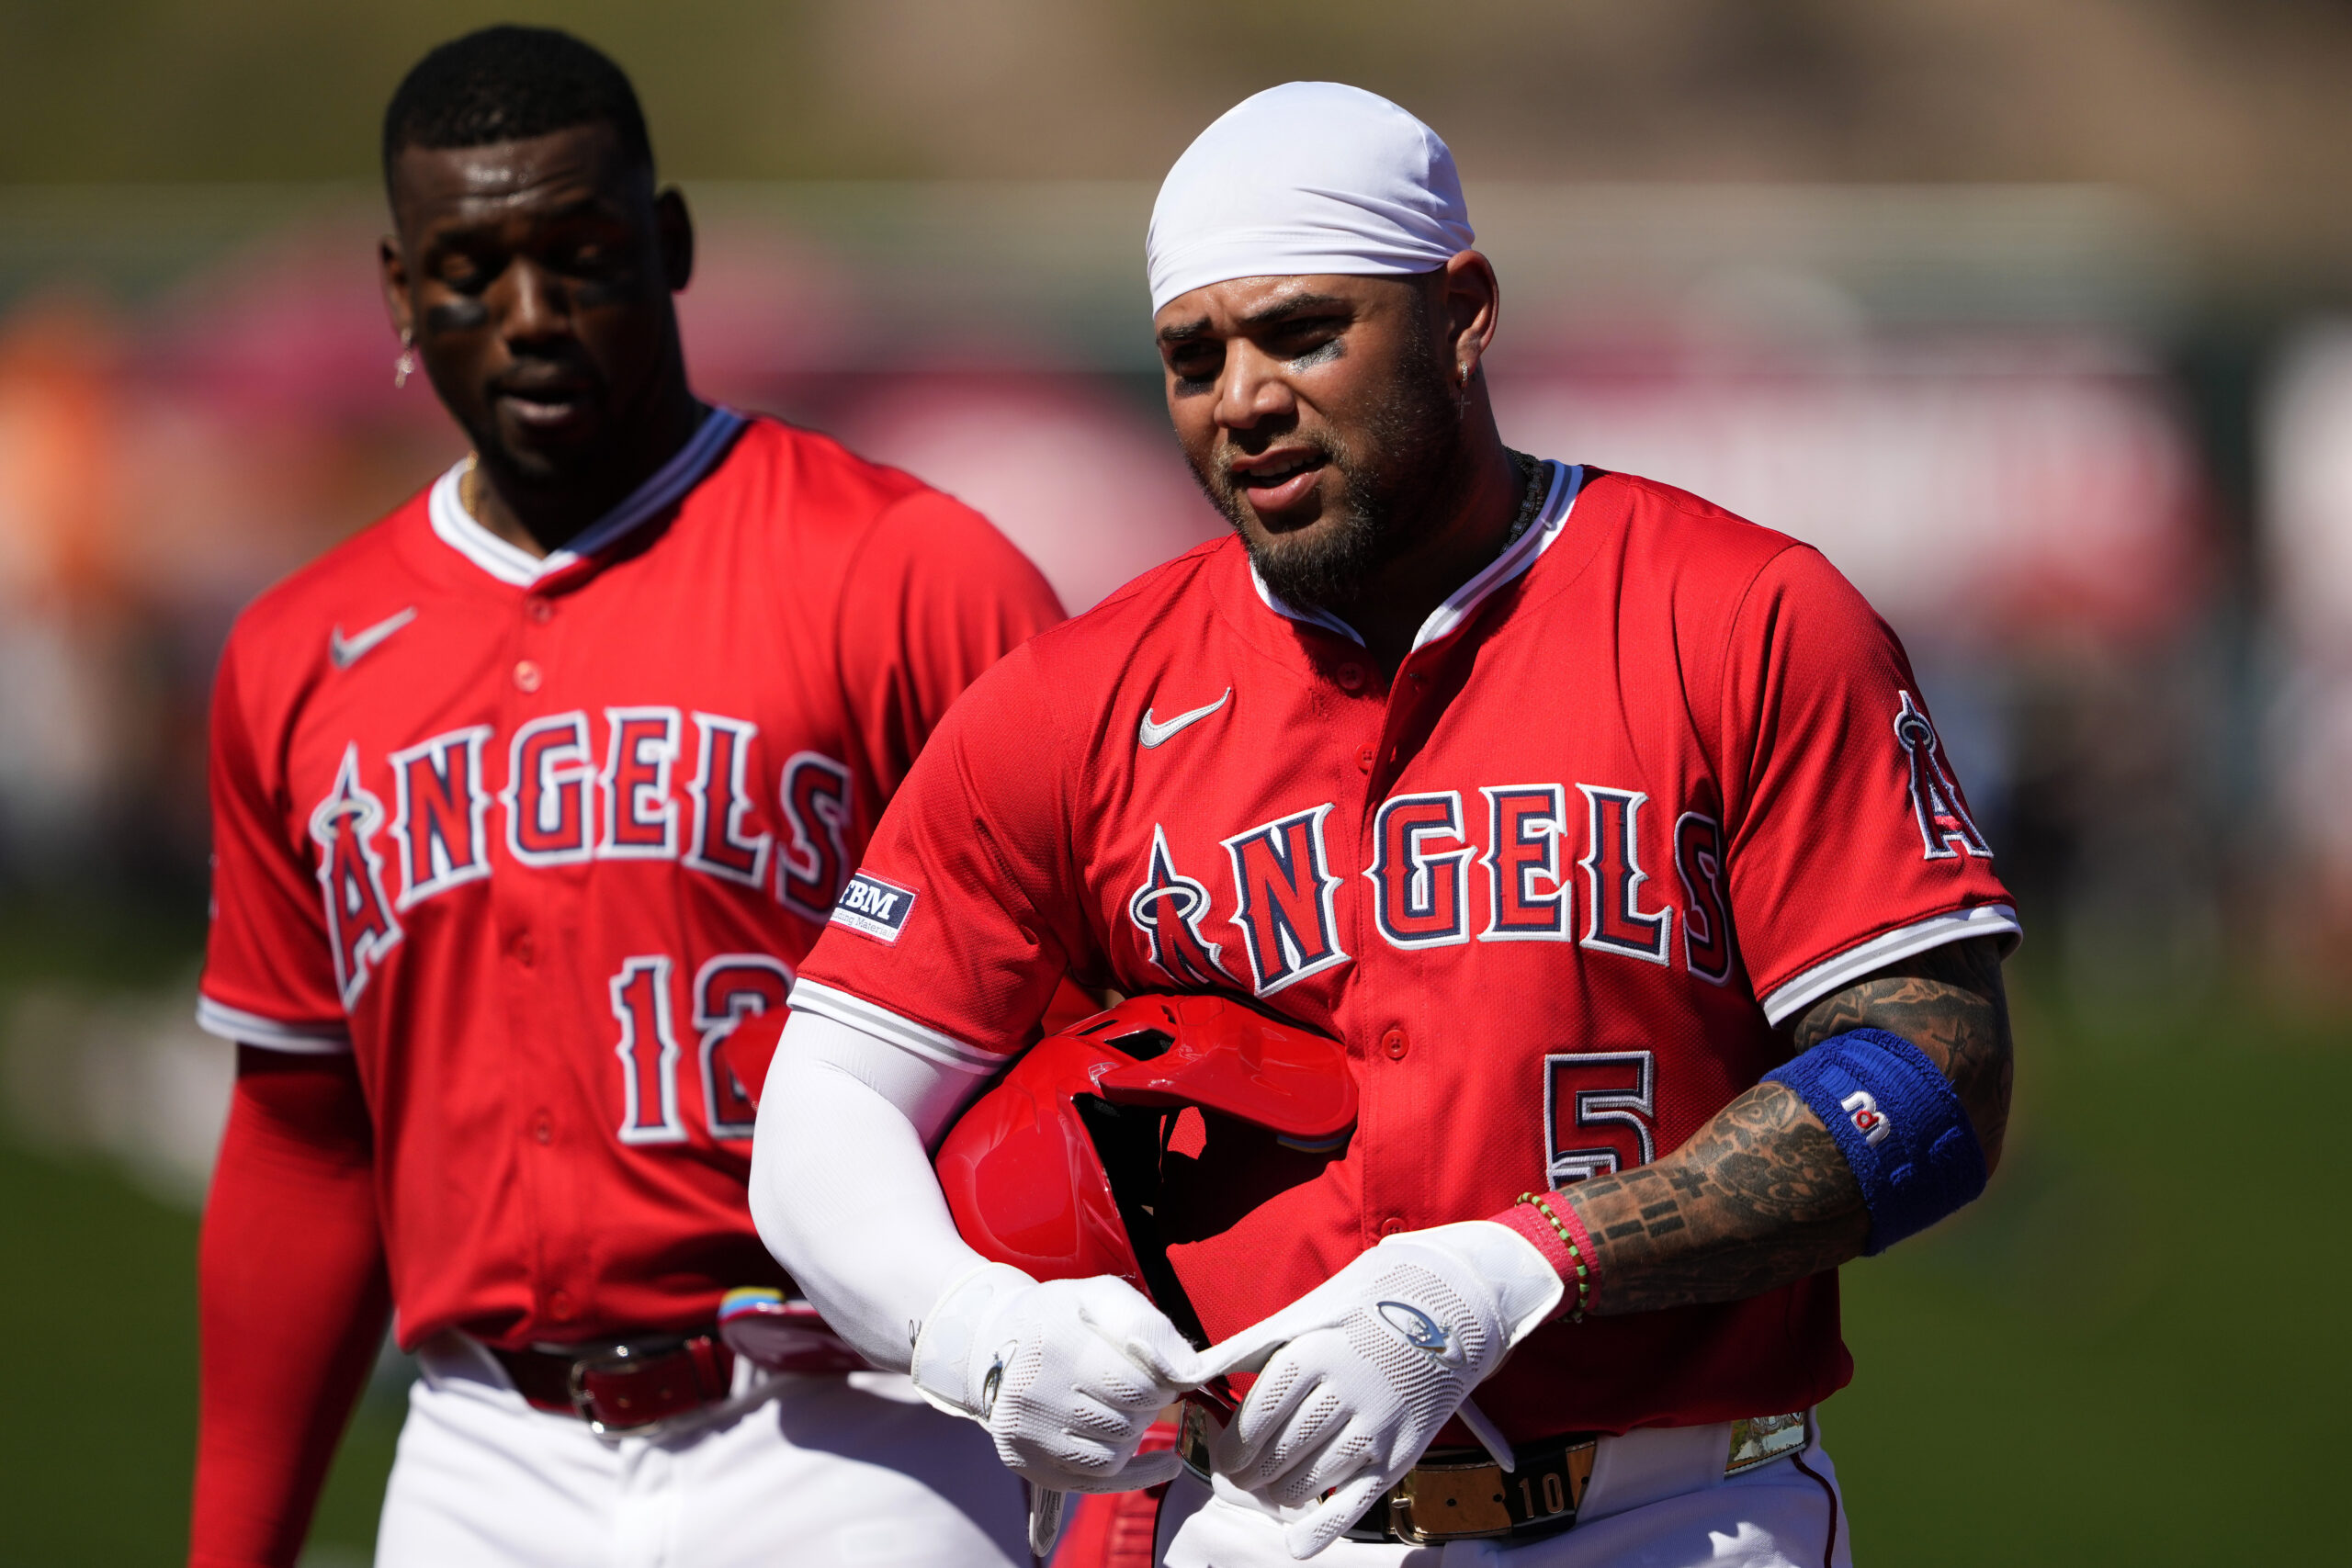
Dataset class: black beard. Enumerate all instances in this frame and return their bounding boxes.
[1191,355,1468,618]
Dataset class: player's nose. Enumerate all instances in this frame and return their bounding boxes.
[1211,341,1295,433]
[494,258,576,345]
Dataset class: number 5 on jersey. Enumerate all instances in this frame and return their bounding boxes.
[1544,1050,1657,1187]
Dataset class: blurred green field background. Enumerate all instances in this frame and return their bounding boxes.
[3,915,2338,1565]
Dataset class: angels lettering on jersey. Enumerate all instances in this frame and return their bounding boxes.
[1120,782,1734,998]
[313,706,854,1004]
[1094,687,1985,1000]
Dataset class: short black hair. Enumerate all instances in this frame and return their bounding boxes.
[382,26,653,186]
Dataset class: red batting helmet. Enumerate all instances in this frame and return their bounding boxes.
[934,993,1355,1347]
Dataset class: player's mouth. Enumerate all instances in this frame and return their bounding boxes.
[1227,447,1327,514]
[492,377,598,434]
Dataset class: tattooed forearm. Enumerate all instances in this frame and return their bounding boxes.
[1566,1083,1867,1314]
[1565,936,2012,1315]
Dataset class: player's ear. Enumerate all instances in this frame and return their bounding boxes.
[1438,249,1499,388]
[656,187,695,293]
[379,234,415,343]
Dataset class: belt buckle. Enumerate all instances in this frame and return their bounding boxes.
[1183,1400,1596,1547]
[566,1338,691,1438]
[1385,1437,1594,1545]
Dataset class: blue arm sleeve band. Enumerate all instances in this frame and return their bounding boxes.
[1759,1026,1986,1255]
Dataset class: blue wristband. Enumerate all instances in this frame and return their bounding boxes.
[1760,1027,1986,1255]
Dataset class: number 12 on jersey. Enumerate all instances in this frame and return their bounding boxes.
[610,952,792,1145]
[1544,1050,1657,1187]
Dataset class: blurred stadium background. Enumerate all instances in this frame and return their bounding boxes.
[3,2,2348,1562]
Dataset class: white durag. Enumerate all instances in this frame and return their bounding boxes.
[1146,81,1475,316]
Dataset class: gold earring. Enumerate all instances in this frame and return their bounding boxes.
[394,330,417,389]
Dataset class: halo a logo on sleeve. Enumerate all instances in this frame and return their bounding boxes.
[831,872,919,943]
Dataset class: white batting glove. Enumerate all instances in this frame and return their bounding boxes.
[1193,1222,1565,1559]
[910,1262,1205,1494]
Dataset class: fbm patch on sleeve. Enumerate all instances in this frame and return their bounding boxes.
[830,872,919,943]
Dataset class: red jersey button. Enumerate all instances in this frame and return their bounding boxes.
[532,1111,553,1145]
[514,659,543,694]
[548,1290,576,1321]
[1335,662,1367,693]
[514,934,536,968]
[1356,745,1376,773]
[1379,1217,1406,1238]
[1382,1028,1408,1060]
[527,597,555,625]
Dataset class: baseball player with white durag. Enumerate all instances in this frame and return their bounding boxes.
[752,83,2018,1566]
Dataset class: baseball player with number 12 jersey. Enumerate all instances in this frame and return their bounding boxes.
[192,29,1058,1568]
[201,408,1053,1351]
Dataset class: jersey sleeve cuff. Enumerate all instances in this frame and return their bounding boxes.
[1758,904,2022,1026]
[194,995,352,1054]
[786,980,1006,1076]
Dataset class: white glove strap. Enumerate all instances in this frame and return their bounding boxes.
[910,1260,1035,1417]
[1381,1220,1566,1348]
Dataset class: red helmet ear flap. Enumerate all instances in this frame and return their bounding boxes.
[933,1032,1145,1289]
[936,994,1356,1349]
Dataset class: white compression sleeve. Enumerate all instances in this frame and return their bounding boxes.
[748,1009,1001,1371]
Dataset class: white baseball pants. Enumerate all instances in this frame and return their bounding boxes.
[1157,1416,1853,1568]
[375,1335,1029,1568]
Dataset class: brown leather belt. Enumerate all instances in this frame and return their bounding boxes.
[493,1332,736,1438]
[1176,1400,1810,1546]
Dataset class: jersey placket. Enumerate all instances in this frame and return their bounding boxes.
[1331,470,1585,1246]
[1348,627,1483,1248]
[1289,635,1389,983]
[502,565,585,1335]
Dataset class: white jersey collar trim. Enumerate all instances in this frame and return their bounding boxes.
[426,405,745,587]
[1250,570,1364,646]
[1248,460,1586,654]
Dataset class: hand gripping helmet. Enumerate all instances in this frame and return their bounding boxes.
[935,993,1355,1348]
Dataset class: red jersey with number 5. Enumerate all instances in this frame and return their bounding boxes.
[198,410,1062,1351]
[792,461,2017,1439]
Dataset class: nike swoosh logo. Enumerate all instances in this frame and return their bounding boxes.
[1137,688,1231,748]
[329,607,418,671]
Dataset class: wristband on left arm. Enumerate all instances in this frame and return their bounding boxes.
[1761,1026,1987,1254]
[1492,1192,1595,1322]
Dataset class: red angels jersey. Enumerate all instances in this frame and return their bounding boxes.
[198,409,1063,1351]
[793,462,2018,1439]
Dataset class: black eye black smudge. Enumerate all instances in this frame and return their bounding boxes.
[425,299,489,332]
